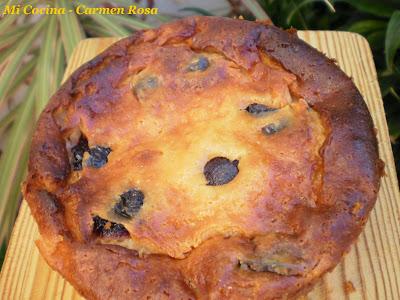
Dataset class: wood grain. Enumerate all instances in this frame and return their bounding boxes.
[1,32,399,300]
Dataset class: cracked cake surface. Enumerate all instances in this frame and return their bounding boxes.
[23,16,382,299]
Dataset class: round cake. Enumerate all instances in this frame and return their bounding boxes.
[23,16,382,299]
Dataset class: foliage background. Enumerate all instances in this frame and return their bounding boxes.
[0,0,399,267]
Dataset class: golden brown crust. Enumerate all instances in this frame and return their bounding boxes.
[23,16,381,299]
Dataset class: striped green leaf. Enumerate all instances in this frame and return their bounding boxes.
[0,44,18,67]
[7,55,38,97]
[0,13,19,33]
[0,85,35,245]
[385,11,400,72]
[57,0,85,60]
[107,14,154,30]
[0,24,30,49]
[35,15,57,117]
[83,19,115,37]
[179,7,214,16]
[53,37,66,91]
[0,102,21,134]
[78,0,152,33]
[0,17,46,103]
[0,241,6,268]
[88,14,131,36]
[1,140,29,244]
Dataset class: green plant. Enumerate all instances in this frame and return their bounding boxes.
[0,0,399,269]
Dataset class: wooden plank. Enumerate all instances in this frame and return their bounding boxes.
[1,32,399,300]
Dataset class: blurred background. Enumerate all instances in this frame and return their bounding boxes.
[0,0,399,268]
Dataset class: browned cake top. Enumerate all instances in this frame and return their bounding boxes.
[23,16,382,299]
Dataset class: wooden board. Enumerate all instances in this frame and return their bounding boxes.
[1,32,400,300]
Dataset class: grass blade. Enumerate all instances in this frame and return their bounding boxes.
[0,17,47,104]
[366,30,386,51]
[179,7,214,16]
[0,0,14,10]
[57,0,85,60]
[7,55,38,97]
[0,13,18,33]
[0,140,29,244]
[0,241,6,269]
[385,10,400,72]
[0,0,36,11]
[88,14,131,36]
[0,85,35,246]
[0,0,38,30]
[107,14,153,30]
[0,45,18,69]
[390,87,400,103]
[35,15,57,117]
[0,24,30,50]
[0,40,34,67]
[346,20,387,34]
[322,0,335,12]
[53,37,66,91]
[0,102,21,134]
[83,19,114,37]
[241,0,271,21]
[286,0,335,25]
